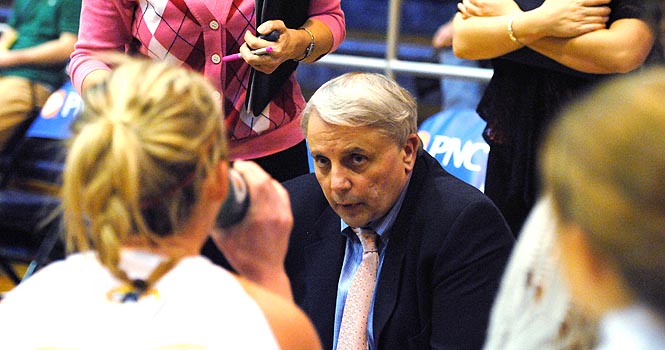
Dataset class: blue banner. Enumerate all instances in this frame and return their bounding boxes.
[418,108,489,192]
[28,80,82,140]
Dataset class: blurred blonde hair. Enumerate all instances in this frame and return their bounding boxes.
[62,57,227,282]
[541,67,665,317]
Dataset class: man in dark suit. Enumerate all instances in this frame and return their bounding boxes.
[283,72,515,350]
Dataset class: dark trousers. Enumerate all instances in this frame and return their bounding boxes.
[483,142,536,237]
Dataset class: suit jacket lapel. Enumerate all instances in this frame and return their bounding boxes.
[304,207,346,348]
[372,152,428,346]
[372,226,406,344]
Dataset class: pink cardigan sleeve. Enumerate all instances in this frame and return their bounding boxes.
[70,0,345,93]
[309,0,346,53]
[68,0,136,93]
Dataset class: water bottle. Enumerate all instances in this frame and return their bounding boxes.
[216,168,250,228]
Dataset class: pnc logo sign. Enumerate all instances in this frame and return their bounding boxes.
[39,84,83,120]
[420,133,489,172]
[29,81,83,140]
[418,109,489,192]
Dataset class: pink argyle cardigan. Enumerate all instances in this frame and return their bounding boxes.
[70,0,345,160]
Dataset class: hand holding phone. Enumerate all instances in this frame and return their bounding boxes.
[258,30,280,42]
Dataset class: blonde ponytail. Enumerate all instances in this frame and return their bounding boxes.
[62,57,227,289]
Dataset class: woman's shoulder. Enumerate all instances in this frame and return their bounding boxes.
[483,197,597,350]
[236,276,322,350]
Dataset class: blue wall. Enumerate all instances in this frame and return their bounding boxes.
[342,0,458,36]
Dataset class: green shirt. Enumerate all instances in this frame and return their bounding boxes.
[2,0,81,89]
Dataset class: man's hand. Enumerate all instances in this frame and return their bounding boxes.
[432,20,454,49]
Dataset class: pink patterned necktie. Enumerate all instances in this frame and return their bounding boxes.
[337,228,379,350]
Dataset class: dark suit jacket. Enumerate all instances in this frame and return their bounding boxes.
[284,151,514,350]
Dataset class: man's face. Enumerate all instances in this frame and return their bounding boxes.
[307,111,417,228]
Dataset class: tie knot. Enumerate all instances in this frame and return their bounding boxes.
[353,227,378,253]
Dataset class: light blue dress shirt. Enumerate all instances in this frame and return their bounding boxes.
[332,177,411,350]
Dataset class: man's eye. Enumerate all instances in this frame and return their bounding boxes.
[314,156,330,167]
[350,154,367,165]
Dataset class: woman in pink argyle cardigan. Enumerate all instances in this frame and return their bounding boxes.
[70,0,346,182]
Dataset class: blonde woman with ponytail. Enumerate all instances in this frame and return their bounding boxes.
[0,57,320,350]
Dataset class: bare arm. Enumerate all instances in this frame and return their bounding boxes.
[453,0,610,60]
[453,12,523,60]
[0,32,77,67]
[238,277,322,350]
[526,18,655,74]
[433,19,455,49]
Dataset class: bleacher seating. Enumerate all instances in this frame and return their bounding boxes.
[0,6,10,24]
[0,81,82,285]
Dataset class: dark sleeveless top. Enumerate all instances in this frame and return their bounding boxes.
[477,0,660,202]
[479,0,660,147]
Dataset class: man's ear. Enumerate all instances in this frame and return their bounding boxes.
[402,133,419,172]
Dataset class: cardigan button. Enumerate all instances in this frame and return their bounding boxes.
[211,54,221,64]
[209,20,220,30]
